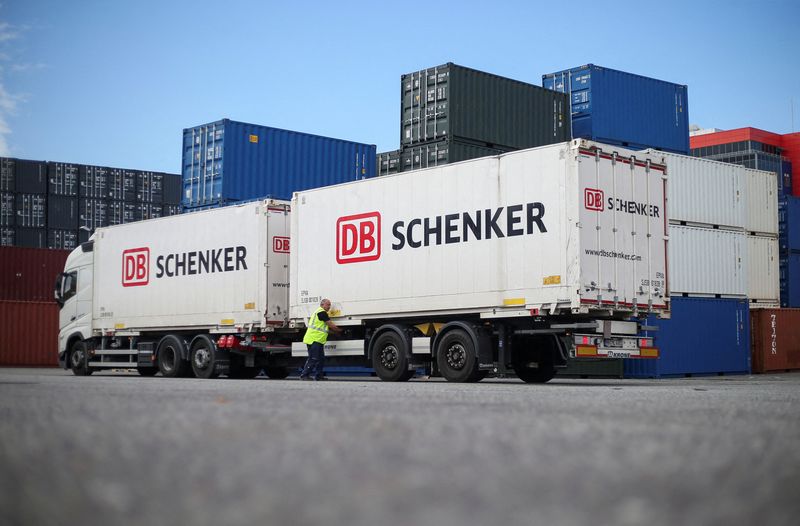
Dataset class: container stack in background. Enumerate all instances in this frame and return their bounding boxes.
[181,119,376,211]
[0,247,69,366]
[0,157,182,249]
[625,153,780,378]
[377,63,571,175]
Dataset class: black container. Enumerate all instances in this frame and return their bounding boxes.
[162,174,182,204]
[377,150,401,176]
[47,229,78,250]
[108,201,136,225]
[14,194,46,228]
[400,138,513,172]
[15,160,48,194]
[48,162,79,196]
[47,195,79,230]
[135,203,162,222]
[136,171,164,203]
[15,228,47,249]
[79,165,110,199]
[401,63,570,150]
[79,199,108,231]
[1,192,14,226]
[162,204,181,217]
[1,227,13,246]
[108,168,137,201]
[1,158,14,192]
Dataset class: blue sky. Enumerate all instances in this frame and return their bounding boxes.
[1,0,798,173]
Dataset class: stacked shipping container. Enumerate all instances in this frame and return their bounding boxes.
[0,157,181,249]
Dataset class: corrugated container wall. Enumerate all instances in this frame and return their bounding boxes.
[744,168,779,235]
[668,226,747,297]
[658,151,746,229]
[0,300,59,366]
[399,139,513,172]
[750,309,800,372]
[182,119,376,209]
[780,252,800,307]
[779,196,800,251]
[377,150,401,176]
[543,64,689,154]
[0,246,70,301]
[747,235,780,305]
[624,297,750,378]
[401,63,570,150]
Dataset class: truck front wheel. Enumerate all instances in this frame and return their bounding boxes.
[69,341,93,376]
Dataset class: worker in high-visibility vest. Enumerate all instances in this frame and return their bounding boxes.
[300,298,342,381]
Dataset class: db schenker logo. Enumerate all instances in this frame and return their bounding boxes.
[585,188,604,212]
[336,212,381,264]
[122,247,149,287]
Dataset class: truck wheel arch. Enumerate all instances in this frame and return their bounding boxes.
[432,321,493,367]
[367,324,414,362]
[64,333,89,369]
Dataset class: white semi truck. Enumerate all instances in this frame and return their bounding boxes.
[56,140,669,382]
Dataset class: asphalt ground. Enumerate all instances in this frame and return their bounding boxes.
[1,368,799,526]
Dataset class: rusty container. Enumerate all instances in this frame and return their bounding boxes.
[0,246,70,301]
[750,309,800,373]
[0,300,59,366]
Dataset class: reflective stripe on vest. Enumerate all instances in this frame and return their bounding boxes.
[303,307,329,344]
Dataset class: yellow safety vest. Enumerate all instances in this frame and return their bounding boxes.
[303,307,329,345]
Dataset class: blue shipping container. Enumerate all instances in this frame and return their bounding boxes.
[779,251,800,307]
[543,64,689,154]
[182,119,376,208]
[778,195,800,252]
[624,297,750,378]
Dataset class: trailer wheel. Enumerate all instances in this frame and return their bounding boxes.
[264,366,290,379]
[137,367,158,377]
[228,356,260,379]
[69,341,93,376]
[436,329,479,383]
[157,335,190,378]
[512,336,558,384]
[372,331,411,382]
[190,335,221,379]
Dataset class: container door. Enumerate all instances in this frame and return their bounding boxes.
[578,147,667,309]
[265,204,291,325]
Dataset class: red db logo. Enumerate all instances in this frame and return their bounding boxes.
[122,248,149,287]
[336,212,381,264]
[585,188,604,211]
[273,236,290,253]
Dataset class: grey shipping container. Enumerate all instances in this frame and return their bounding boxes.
[108,168,137,201]
[1,192,14,226]
[136,172,164,203]
[377,150,401,176]
[15,194,46,228]
[1,227,13,246]
[108,201,136,225]
[1,158,14,192]
[399,139,514,172]
[15,160,48,194]
[79,199,108,231]
[47,195,79,230]
[162,174,182,204]
[79,165,109,199]
[48,162,79,196]
[401,63,570,150]
[15,228,46,249]
[47,229,78,250]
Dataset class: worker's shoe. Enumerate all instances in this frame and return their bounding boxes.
[299,376,312,381]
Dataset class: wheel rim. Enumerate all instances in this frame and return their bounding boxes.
[445,343,466,370]
[193,347,211,370]
[71,349,84,368]
[161,346,176,372]
[379,344,399,370]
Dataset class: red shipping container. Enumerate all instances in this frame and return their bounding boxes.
[750,309,800,373]
[781,132,800,197]
[0,247,70,301]
[0,300,59,366]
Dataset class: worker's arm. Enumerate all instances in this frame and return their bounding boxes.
[325,320,343,334]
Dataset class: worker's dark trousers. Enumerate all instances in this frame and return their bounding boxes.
[301,342,325,379]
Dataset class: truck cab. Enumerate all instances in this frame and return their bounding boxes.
[56,241,94,369]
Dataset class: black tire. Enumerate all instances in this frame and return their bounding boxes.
[157,335,190,378]
[436,329,479,383]
[372,331,411,382]
[137,367,158,377]
[190,335,221,379]
[228,356,260,379]
[263,366,290,379]
[69,340,93,376]
[467,370,488,383]
[512,335,558,384]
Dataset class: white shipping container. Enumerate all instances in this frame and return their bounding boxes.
[745,168,778,235]
[290,140,668,322]
[91,201,290,331]
[668,225,746,297]
[648,150,746,230]
[747,234,780,305]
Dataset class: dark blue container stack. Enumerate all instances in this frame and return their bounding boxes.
[779,195,800,306]
[624,297,751,378]
[181,119,376,210]
[543,64,690,154]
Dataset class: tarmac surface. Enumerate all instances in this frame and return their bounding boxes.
[1,367,799,526]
